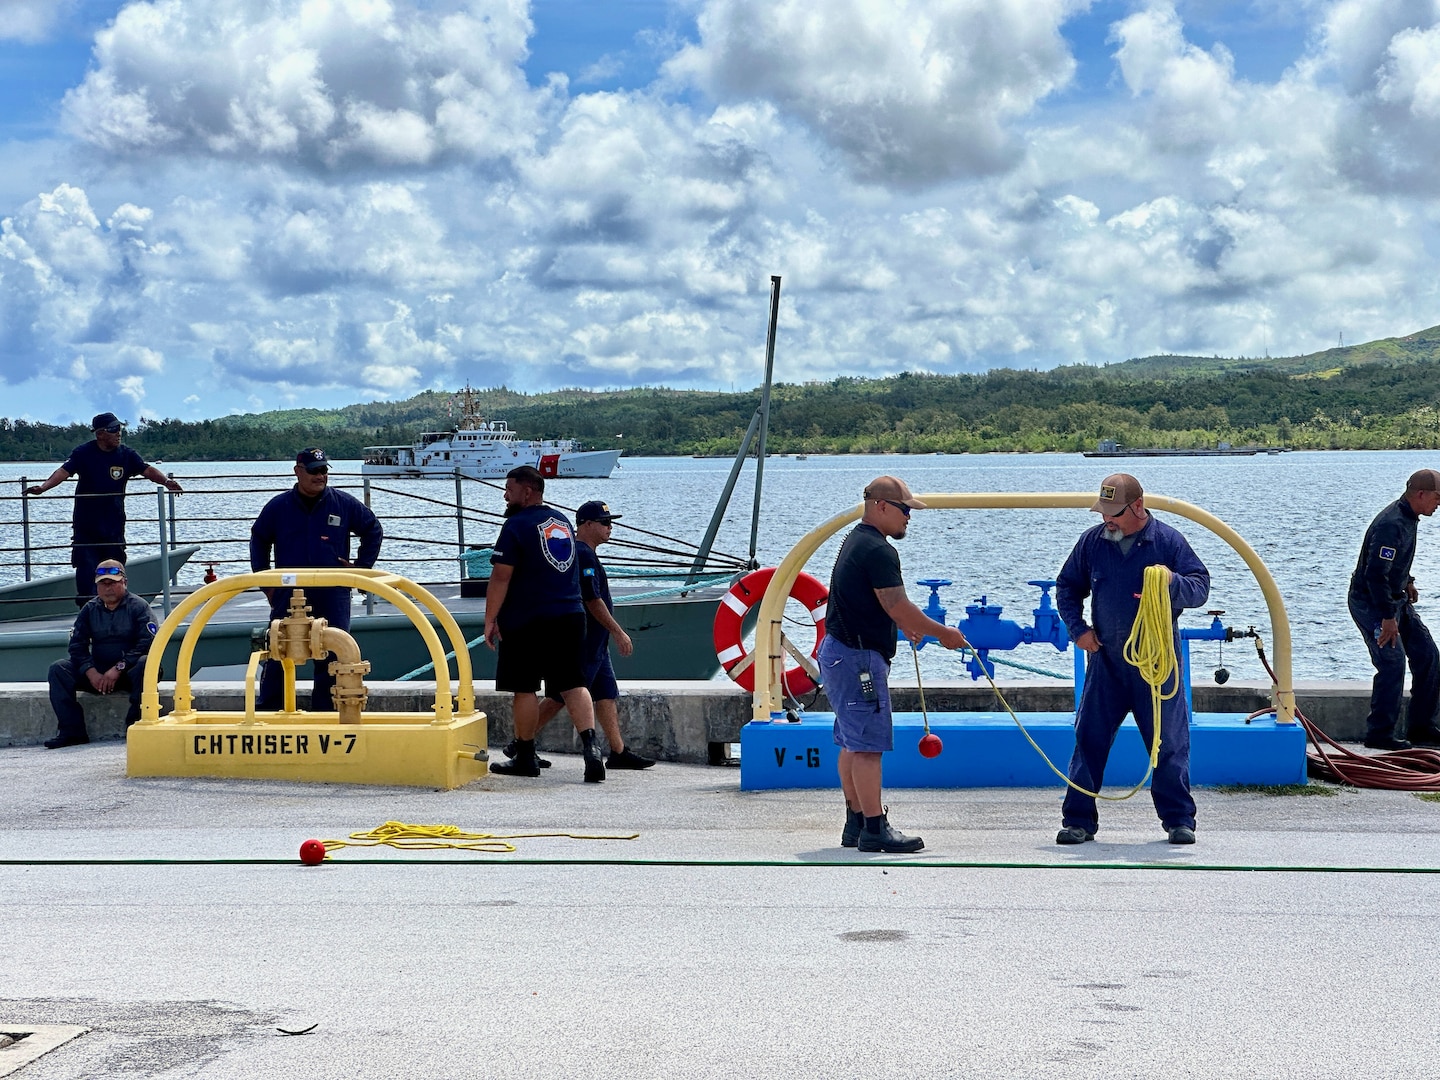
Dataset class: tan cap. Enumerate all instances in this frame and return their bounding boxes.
[94,559,127,582]
[1091,473,1143,515]
[864,476,926,510]
[1408,469,1440,494]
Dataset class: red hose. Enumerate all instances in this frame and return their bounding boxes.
[1250,637,1440,790]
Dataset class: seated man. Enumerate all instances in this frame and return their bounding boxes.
[44,560,159,748]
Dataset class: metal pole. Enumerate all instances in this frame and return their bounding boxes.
[362,476,375,614]
[687,409,762,585]
[156,486,173,615]
[20,477,31,582]
[455,469,467,577]
[747,275,782,565]
[166,472,179,583]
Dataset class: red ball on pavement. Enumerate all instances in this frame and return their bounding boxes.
[918,733,943,759]
[299,839,326,865]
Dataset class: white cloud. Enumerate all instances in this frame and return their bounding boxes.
[666,0,1082,186]
[0,0,75,43]
[62,0,547,169]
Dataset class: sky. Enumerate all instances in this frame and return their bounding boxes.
[2,0,1440,425]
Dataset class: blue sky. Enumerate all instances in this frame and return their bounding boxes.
[2,1,1439,426]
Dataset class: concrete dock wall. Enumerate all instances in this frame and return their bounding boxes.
[0,678,1385,761]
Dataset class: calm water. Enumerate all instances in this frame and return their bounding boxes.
[6,450,1440,684]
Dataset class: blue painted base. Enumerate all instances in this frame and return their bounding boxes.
[739,712,1308,790]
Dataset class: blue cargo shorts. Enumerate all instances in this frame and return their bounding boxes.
[820,634,894,753]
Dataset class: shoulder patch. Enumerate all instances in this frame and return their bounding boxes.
[1380,546,1397,561]
[146,621,159,634]
[583,567,595,577]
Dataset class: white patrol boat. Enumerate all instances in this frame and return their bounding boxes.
[361,387,621,480]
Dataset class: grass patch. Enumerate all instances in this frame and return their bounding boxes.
[1415,792,1440,803]
[1213,782,1347,797]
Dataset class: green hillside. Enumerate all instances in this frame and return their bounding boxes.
[4,324,1440,461]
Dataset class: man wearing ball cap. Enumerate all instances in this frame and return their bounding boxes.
[1347,468,1440,750]
[42,559,159,748]
[1054,473,1210,845]
[824,476,967,853]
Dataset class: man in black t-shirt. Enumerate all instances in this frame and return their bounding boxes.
[485,467,605,782]
[25,412,183,604]
[822,476,966,853]
[509,500,655,771]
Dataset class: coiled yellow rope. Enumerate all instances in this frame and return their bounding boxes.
[321,821,640,855]
[966,562,1177,801]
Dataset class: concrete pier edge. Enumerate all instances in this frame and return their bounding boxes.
[0,678,1384,758]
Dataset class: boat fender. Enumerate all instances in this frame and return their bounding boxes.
[713,567,828,696]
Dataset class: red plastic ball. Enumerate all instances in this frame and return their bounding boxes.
[918,733,943,759]
[299,839,326,865]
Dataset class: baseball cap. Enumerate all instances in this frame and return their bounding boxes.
[576,500,621,524]
[92,412,124,432]
[862,476,926,510]
[1091,473,1143,515]
[94,559,127,582]
[296,448,329,473]
[1408,468,1440,493]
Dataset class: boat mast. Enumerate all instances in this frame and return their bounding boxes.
[747,276,781,564]
[688,275,781,582]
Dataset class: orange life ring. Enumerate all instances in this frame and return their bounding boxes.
[713,567,829,695]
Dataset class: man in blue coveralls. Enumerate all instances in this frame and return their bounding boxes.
[249,448,383,711]
[25,412,183,605]
[1054,473,1210,846]
[485,466,606,782]
[1347,468,1440,750]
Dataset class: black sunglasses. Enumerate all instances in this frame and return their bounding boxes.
[882,499,911,518]
[100,424,123,433]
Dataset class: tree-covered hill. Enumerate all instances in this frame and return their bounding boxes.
[4,326,1440,461]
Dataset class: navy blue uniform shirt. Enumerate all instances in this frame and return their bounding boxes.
[60,441,149,542]
[68,592,157,676]
[490,504,583,633]
[1056,513,1210,652]
[825,523,906,661]
[576,540,613,661]
[1349,497,1419,620]
[249,485,383,573]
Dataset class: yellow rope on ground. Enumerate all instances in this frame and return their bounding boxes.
[967,563,1177,801]
[322,820,641,854]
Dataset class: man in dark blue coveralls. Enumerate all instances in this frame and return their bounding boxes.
[1347,468,1440,750]
[44,559,159,748]
[1055,473,1210,846]
[249,448,383,711]
[25,412,183,604]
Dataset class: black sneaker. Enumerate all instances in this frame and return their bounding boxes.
[583,742,606,784]
[1408,727,1440,748]
[840,808,864,848]
[502,739,551,768]
[606,748,655,770]
[43,734,90,749]
[1056,825,1095,845]
[1363,734,1412,751]
[856,816,924,853]
[1166,825,1196,845]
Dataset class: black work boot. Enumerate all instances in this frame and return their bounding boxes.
[841,807,864,848]
[491,739,541,777]
[857,814,924,853]
[503,738,551,768]
[581,730,606,783]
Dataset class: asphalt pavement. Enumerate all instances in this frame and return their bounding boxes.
[2,740,1437,1079]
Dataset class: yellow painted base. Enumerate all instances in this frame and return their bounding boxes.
[126,710,489,790]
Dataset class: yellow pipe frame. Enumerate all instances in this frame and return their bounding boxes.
[751,493,1296,726]
[140,569,478,724]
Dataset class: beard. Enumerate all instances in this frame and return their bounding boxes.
[503,502,522,518]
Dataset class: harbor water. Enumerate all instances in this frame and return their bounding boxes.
[5,449,1440,685]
